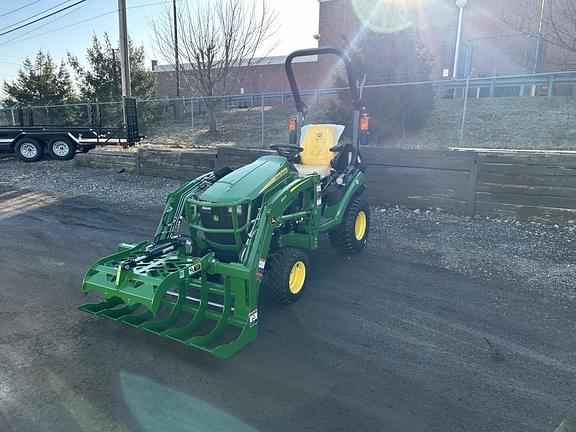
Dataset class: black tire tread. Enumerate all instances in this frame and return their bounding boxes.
[265,247,309,305]
[14,137,44,163]
[329,197,370,255]
[48,137,76,160]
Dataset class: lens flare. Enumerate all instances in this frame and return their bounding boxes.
[351,0,412,33]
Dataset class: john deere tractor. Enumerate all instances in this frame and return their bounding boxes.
[79,47,371,357]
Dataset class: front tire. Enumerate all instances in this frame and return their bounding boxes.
[264,247,309,304]
[48,137,76,160]
[15,137,44,162]
[329,197,370,254]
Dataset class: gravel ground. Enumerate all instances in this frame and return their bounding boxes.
[372,207,576,303]
[0,158,183,212]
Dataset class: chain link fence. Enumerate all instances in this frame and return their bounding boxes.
[0,70,574,150]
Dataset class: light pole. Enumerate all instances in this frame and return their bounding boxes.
[452,0,468,78]
[533,0,545,73]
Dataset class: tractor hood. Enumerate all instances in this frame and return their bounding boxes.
[199,155,293,203]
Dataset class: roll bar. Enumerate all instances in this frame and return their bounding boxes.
[284,46,362,113]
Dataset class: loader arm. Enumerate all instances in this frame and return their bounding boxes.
[154,172,213,242]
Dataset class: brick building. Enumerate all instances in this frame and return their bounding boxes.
[153,0,576,97]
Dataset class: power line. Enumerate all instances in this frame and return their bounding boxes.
[0,0,87,38]
[0,0,43,19]
[0,0,77,34]
[0,10,115,48]
[0,0,174,48]
[0,1,88,48]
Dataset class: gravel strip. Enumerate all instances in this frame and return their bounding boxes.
[0,158,183,212]
[2,158,575,303]
[371,207,576,303]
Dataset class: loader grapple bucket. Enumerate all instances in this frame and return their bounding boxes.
[79,242,258,358]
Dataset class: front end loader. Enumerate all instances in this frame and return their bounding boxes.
[79,47,371,358]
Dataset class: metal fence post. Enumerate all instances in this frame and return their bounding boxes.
[458,43,473,147]
[458,77,471,146]
[190,97,194,129]
[493,36,501,76]
[86,100,92,126]
[261,92,265,149]
[548,75,554,97]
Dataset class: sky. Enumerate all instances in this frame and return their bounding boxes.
[0,0,319,84]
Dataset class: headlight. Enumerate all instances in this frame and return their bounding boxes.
[227,206,242,215]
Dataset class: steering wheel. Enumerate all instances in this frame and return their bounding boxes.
[270,144,303,160]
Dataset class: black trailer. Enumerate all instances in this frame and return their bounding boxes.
[0,97,141,162]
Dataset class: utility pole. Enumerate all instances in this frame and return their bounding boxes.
[173,0,180,97]
[118,0,132,97]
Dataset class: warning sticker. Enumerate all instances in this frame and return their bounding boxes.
[249,310,258,327]
[256,269,264,282]
[188,263,201,275]
[256,258,266,281]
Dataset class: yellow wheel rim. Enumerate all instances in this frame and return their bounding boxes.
[289,261,306,294]
[354,210,367,241]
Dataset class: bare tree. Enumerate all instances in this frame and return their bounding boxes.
[150,0,278,134]
[497,1,576,70]
[545,0,576,62]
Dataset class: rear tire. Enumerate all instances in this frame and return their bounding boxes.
[15,137,44,162]
[264,247,309,304]
[48,137,76,160]
[329,197,370,254]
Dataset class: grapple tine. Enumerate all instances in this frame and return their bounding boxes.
[120,310,154,326]
[185,278,232,348]
[140,281,186,334]
[78,297,123,314]
[210,324,258,358]
[99,303,139,319]
[161,273,209,341]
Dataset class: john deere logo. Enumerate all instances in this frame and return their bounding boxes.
[212,214,220,222]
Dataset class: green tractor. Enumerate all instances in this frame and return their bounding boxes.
[79,47,371,358]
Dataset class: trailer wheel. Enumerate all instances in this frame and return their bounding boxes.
[329,197,370,255]
[15,137,44,162]
[48,137,76,160]
[264,247,309,304]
